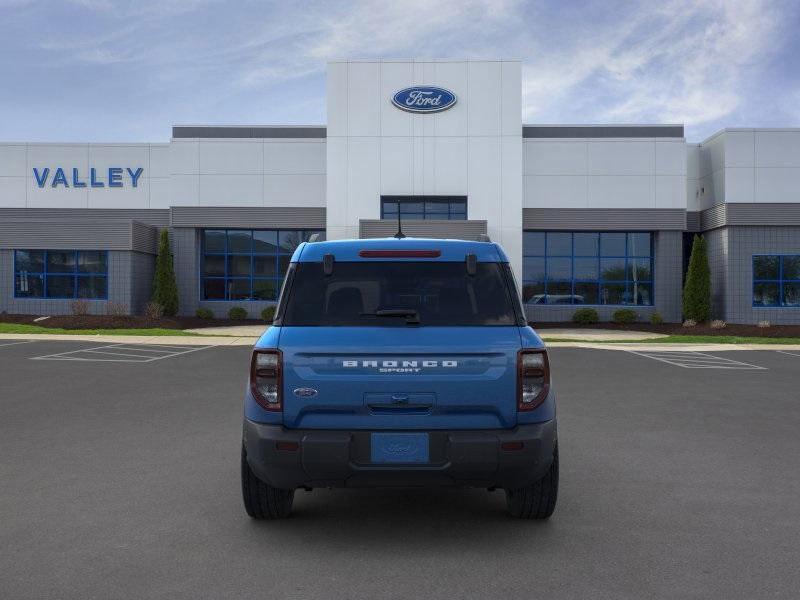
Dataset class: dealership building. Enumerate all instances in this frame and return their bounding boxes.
[1,59,799,323]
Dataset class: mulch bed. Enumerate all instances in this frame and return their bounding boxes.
[0,313,267,330]
[532,321,800,338]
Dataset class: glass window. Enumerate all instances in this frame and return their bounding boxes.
[381,196,467,220]
[281,262,518,327]
[201,229,324,301]
[13,250,108,299]
[522,231,653,306]
[753,255,800,307]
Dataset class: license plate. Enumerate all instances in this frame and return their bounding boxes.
[371,433,429,464]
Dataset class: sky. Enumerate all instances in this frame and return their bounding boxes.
[0,0,798,143]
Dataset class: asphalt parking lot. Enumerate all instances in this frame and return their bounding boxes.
[1,340,799,599]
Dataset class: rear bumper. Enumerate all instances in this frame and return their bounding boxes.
[243,419,557,490]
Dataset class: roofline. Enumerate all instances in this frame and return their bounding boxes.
[522,124,684,139]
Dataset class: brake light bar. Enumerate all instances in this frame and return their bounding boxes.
[358,250,441,258]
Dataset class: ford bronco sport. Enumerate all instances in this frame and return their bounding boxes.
[241,237,558,519]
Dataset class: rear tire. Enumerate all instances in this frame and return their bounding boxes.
[241,445,294,519]
[505,444,558,519]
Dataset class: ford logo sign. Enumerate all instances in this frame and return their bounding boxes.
[293,387,318,398]
[392,86,457,113]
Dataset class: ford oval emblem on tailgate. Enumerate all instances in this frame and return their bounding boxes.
[293,387,318,398]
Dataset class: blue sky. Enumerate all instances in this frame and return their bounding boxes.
[1,0,798,142]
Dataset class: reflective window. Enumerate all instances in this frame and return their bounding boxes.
[201,229,325,301]
[14,250,108,299]
[381,196,467,220]
[753,255,800,307]
[522,231,654,305]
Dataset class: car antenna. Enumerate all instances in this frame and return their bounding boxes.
[394,208,406,239]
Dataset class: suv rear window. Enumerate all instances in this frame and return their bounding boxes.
[280,261,519,326]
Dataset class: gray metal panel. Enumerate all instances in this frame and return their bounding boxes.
[686,212,701,232]
[359,219,488,241]
[700,204,727,231]
[522,125,684,138]
[131,221,159,254]
[726,203,800,226]
[172,126,326,139]
[170,206,326,229]
[0,208,169,227]
[523,208,686,230]
[0,220,135,250]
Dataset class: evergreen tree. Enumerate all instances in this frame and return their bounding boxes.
[683,234,711,322]
[152,229,179,317]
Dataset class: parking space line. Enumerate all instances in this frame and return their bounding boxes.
[31,343,214,363]
[626,350,766,370]
[0,340,36,348]
[776,350,800,358]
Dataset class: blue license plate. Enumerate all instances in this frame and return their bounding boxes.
[371,433,429,464]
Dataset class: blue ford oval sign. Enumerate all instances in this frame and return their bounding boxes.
[392,86,457,113]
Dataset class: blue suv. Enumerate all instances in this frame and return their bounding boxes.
[241,238,558,519]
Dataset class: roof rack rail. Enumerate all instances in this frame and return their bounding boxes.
[477,234,491,243]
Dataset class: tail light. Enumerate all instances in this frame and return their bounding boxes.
[517,349,550,411]
[250,349,282,411]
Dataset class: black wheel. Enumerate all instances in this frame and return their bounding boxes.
[241,445,294,519]
[505,444,559,519]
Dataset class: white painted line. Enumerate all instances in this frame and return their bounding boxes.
[0,340,36,348]
[626,350,766,370]
[31,343,214,363]
[776,350,800,358]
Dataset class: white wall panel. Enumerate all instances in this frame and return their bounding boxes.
[88,184,149,209]
[501,61,522,137]
[149,144,170,179]
[524,141,586,175]
[199,141,262,175]
[168,174,199,206]
[198,174,262,206]
[0,145,27,176]
[723,168,755,203]
[148,178,172,209]
[326,62,349,138]
[433,137,467,195]
[587,175,654,208]
[379,62,413,137]
[27,183,88,208]
[467,62,501,136]
[467,137,501,221]
[380,137,412,195]
[0,176,26,207]
[524,175,587,208]
[755,131,800,167]
[755,167,800,203]
[432,61,468,137]
[587,141,654,175]
[263,141,325,174]
[655,175,686,208]
[346,62,380,137]
[264,174,325,207]
[723,130,755,167]
[655,141,686,175]
[169,141,199,175]
[421,136,436,195]
[325,136,348,232]
[500,137,522,229]
[346,137,380,221]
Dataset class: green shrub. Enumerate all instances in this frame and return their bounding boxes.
[612,309,638,324]
[683,233,711,322]
[572,307,599,324]
[152,229,179,317]
[261,306,277,322]
[649,312,664,325]
[228,306,248,320]
[196,308,214,320]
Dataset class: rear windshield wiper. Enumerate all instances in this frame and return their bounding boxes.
[360,308,421,324]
